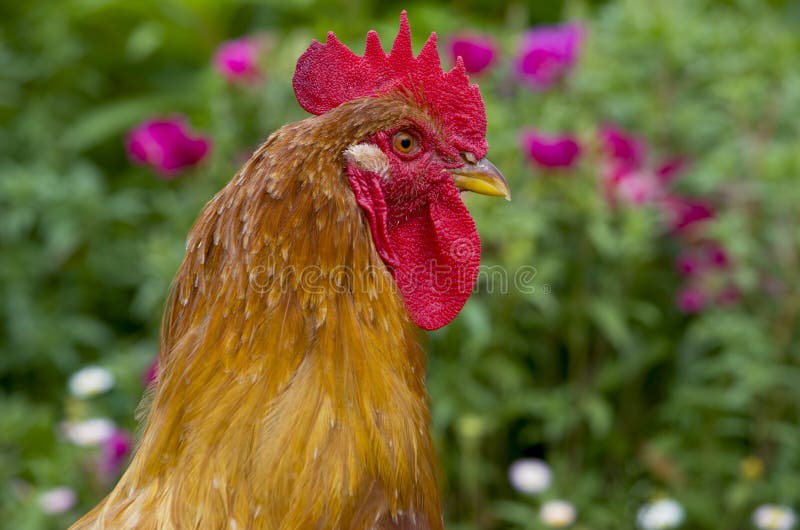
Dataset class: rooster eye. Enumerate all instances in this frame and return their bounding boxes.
[392,131,418,155]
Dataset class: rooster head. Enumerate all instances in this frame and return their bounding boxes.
[293,12,509,330]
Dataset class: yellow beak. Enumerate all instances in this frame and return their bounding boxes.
[450,158,511,201]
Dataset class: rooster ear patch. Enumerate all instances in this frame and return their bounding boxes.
[344,143,390,179]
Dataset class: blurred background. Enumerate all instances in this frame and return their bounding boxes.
[2,0,800,528]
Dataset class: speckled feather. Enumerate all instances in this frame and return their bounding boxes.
[71,13,494,528]
[69,98,444,530]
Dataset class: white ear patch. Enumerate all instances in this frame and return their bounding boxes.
[344,143,390,179]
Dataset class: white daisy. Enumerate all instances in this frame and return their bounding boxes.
[38,487,77,514]
[63,418,116,446]
[637,498,685,529]
[753,505,796,530]
[508,458,552,494]
[540,499,577,528]
[68,366,114,398]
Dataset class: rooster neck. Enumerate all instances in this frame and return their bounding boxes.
[87,101,444,530]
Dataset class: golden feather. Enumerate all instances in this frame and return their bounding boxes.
[71,97,444,530]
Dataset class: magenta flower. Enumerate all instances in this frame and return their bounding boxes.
[675,242,728,277]
[674,241,736,311]
[676,253,703,277]
[126,117,211,178]
[656,158,688,185]
[661,195,715,233]
[143,357,159,386]
[214,37,262,83]
[677,286,707,313]
[705,242,729,268]
[596,125,714,228]
[717,283,741,307]
[99,429,132,478]
[520,130,581,169]
[599,125,646,170]
[515,23,584,90]
[598,126,666,207]
[447,34,498,75]
[615,170,663,205]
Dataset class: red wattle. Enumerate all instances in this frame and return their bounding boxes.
[348,167,480,330]
[347,168,399,269]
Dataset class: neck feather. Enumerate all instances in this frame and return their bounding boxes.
[92,100,443,530]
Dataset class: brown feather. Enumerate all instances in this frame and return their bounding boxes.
[71,96,443,530]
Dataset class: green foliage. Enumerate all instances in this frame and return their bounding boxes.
[1,0,798,528]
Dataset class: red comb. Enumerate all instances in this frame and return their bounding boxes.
[293,12,487,157]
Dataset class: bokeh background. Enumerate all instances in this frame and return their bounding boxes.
[2,0,799,528]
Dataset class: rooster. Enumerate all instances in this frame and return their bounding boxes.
[72,12,508,530]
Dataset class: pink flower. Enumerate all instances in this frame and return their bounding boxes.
[599,125,646,170]
[597,126,667,207]
[520,130,581,169]
[674,241,737,310]
[717,283,741,306]
[126,117,211,178]
[676,253,703,277]
[143,357,159,386]
[447,34,498,75]
[661,195,715,233]
[705,242,729,268]
[656,158,688,185]
[214,37,262,83]
[675,242,728,277]
[515,23,584,90]
[677,286,707,313]
[99,429,132,478]
[615,170,663,205]
[675,241,730,276]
